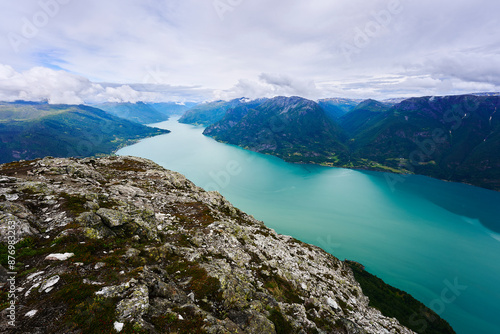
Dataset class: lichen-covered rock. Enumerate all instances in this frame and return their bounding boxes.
[0,156,431,334]
[115,284,149,324]
[96,208,131,227]
[95,278,139,298]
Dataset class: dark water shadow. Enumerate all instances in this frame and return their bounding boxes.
[357,170,500,234]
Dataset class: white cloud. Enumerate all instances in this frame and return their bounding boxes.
[215,73,321,100]
[98,86,141,104]
[0,63,498,105]
[0,64,208,104]
[0,0,499,101]
[0,65,88,104]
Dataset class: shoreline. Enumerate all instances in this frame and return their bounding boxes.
[206,136,500,193]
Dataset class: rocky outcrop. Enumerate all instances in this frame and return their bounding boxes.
[0,156,415,333]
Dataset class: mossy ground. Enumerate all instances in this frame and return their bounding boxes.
[3,222,224,332]
[150,307,207,334]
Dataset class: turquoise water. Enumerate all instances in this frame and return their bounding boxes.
[117,118,500,334]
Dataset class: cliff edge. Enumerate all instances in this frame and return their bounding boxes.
[0,156,419,333]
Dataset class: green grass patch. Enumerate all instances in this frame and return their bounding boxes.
[261,271,303,304]
[60,192,88,216]
[168,260,222,300]
[151,306,207,333]
[0,236,48,268]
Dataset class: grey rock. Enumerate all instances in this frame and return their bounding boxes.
[0,156,418,334]
[39,275,60,293]
[96,208,130,227]
[124,247,141,259]
[116,284,149,325]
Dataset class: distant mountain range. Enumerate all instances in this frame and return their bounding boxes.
[200,95,500,191]
[178,98,268,126]
[3,93,499,191]
[351,95,500,190]
[93,101,196,124]
[317,98,361,120]
[0,102,169,164]
[338,99,391,137]
[470,92,500,97]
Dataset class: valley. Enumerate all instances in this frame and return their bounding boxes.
[1,95,500,333]
[195,95,500,191]
[118,117,500,334]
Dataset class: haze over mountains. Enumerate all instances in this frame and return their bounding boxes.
[95,102,196,124]
[317,98,362,120]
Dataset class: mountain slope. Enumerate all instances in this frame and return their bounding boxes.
[352,95,500,189]
[203,94,500,190]
[339,99,390,137]
[178,98,267,126]
[0,156,453,333]
[204,96,349,164]
[0,102,169,164]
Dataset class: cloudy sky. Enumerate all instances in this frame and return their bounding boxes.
[0,0,499,103]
